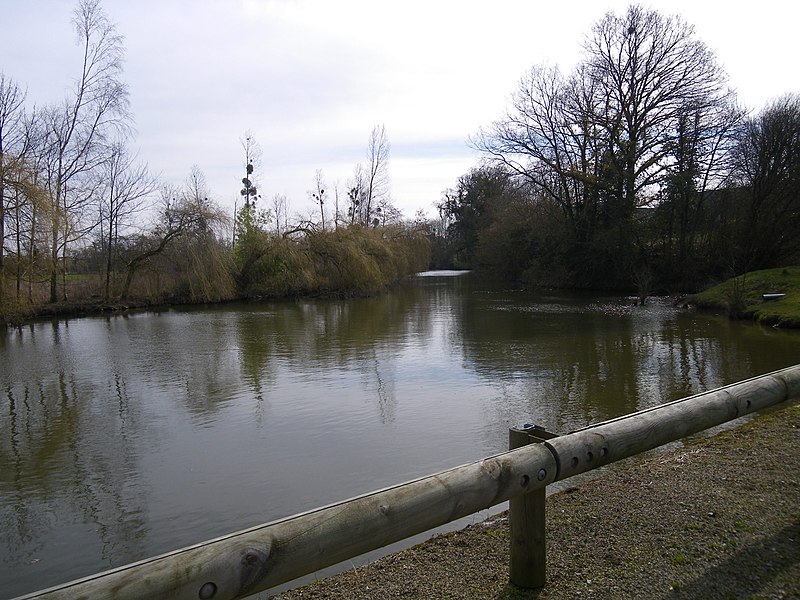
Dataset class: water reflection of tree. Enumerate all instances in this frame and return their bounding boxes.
[233,282,429,423]
[651,312,800,395]
[234,308,279,410]
[365,350,396,424]
[0,368,147,596]
[456,294,641,429]
[127,310,245,421]
[455,292,800,442]
[176,314,245,419]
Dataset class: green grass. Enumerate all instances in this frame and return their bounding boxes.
[670,554,688,566]
[689,266,800,328]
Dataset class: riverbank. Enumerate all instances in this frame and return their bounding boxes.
[5,266,799,328]
[687,266,800,328]
[0,274,423,327]
[0,298,159,326]
[272,402,800,599]
[0,283,397,327]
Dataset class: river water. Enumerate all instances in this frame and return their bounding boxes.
[1,271,799,598]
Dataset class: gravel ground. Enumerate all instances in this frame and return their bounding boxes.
[271,402,800,600]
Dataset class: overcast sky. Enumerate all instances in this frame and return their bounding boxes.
[2,0,798,221]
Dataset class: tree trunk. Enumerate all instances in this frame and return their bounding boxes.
[0,188,5,306]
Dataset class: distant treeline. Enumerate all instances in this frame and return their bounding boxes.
[426,6,800,294]
[3,3,799,324]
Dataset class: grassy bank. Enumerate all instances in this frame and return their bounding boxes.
[688,266,800,327]
[0,226,431,326]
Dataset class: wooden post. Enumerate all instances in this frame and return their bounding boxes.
[509,424,558,589]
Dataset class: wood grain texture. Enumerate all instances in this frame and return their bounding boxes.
[17,444,558,600]
[547,366,800,481]
[508,428,547,589]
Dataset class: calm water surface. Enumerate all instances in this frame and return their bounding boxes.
[1,272,799,598]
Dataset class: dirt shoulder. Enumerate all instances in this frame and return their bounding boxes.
[272,402,800,599]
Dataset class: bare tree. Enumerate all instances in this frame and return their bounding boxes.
[479,7,730,213]
[474,5,733,287]
[347,163,365,226]
[311,168,326,231]
[98,139,158,300]
[655,96,743,285]
[234,131,263,246]
[239,131,261,210]
[583,5,731,211]
[10,112,50,302]
[375,197,402,226]
[731,94,800,269]
[363,124,390,225]
[120,168,225,299]
[41,0,130,302]
[474,64,609,243]
[332,181,342,230]
[270,193,288,236]
[0,74,28,304]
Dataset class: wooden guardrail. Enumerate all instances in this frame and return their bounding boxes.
[15,365,800,600]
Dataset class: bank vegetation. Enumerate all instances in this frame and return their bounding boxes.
[1,2,798,326]
[0,2,429,325]
[429,6,800,304]
[688,266,800,328]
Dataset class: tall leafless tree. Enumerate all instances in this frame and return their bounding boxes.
[99,140,157,300]
[239,131,261,210]
[656,96,743,285]
[270,193,288,236]
[311,168,326,231]
[234,131,263,245]
[0,75,28,304]
[120,167,225,299]
[8,111,50,302]
[476,66,584,227]
[41,0,130,302]
[583,5,731,213]
[474,5,734,287]
[363,124,390,225]
[731,94,800,269]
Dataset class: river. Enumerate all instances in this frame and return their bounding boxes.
[1,271,799,598]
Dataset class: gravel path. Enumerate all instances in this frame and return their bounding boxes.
[271,403,800,599]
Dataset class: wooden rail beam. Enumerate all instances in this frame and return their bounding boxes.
[16,444,558,600]
[546,365,800,482]
[14,364,800,600]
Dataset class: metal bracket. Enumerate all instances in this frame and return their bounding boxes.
[512,423,561,443]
